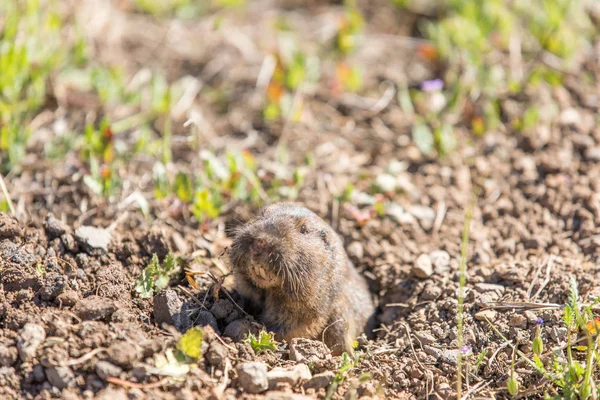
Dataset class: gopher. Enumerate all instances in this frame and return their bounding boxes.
[229,203,375,354]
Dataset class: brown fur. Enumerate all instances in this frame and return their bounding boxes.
[228,203,375,354]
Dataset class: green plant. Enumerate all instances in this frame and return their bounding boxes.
[177,326,204,360]
[246,331,277,353]
[455,196,475,398]
[134,253,180,299]
[331,0,364,94]
[486,278,600,399]
[80,120,120,199]
[0,0,74,172]
[325,352,357,400]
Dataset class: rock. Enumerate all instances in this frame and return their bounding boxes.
[56,290,80,307]
[75,226,112,253]
[74,296,117,321]
[96,388,128,400]
[414,331,436,345]
[45,366,76,389]
[0,345,18,366]
[267,364,311,389]
[206,341,229,369]
[408,205,435,230]
[224,319,256,342]
[107,341,138,368]
[509,314,527,329]
[153,290,190,332]
[196,310,219,334]
[440,349,460,366]
[40,273,66,301]
[303,371,335,390]
[474,283,505,294]
[0,214,22,238]
[44,214,68,239]
[17,323,46,362]
[237,362,268,394]
[559,108,581,127]
[265,392,313,400]
[386,203,416,225]
[411,254,433,278]
[96,361,123,380]
[430,250,450,273]
[585,147,600,162]
[210,299,234,320]
[289,338,330,363]
[346,241,364,260]
[474,310,497,322]
[374,173,397,193]
[523,311,539,325]
[33,364,46,382]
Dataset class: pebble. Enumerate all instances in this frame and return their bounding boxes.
[474,283,505,294]
[44,214,68,239]
[205,341,229,369]
[303,371,335,390]
[224,319,256,342]
[40,273,66,301]
[75,226,112,252]
[96,361,123,380]
[414,331,436,345]
[95,387,128,400]
[289,338,330,363]
[408,205,436,230]
[0,344,18,366]
[265,392,313,400]
[430,250,450,273]
[374,173,398,193]
[107,341,138,368]
[411,254,433,278]
[237,362,268,394]
[267,364,312,390]
[346,241,364,260]
[508,314,528,329]
[17,323,46,362]
[74,296,117,321]
[153,290,190,332]
[210,299,234,320]
[386,203,416,225]
[45,366,76,389]
[585,147,600,162]
[474,310,497,322]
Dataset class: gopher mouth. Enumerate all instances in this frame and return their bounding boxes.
[247,262,280,288]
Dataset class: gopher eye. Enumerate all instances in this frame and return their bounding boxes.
[299,224,308,234]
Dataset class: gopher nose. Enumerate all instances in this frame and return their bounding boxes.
[251,238,270,254]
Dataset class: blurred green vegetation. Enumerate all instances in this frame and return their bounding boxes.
[395,0,596,155]
[0,0,598,226]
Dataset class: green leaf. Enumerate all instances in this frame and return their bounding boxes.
[412,120,434,155]
[178,327,204,359]
[174,172,193,203]
[246,331,277,353]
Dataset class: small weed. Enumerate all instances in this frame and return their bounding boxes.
[177,326,204,360]
[35,261,45,276]
[0,0,77,172]
[486,278,600,399]
[134,253,180,299]
[246,331,277,353]
[325,352,359,400]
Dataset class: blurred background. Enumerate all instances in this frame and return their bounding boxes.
[1,0,598,225]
